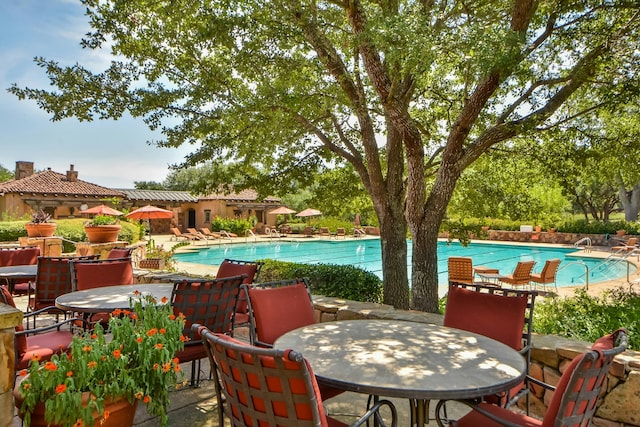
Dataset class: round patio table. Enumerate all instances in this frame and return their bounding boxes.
[274,319,526,426]
[55,283,173,314]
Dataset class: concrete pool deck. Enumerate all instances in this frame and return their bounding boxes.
[155,233,640,298]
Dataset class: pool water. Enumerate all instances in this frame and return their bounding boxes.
[174,240,632,287]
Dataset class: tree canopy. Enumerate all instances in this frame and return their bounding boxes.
[9,0,640,311]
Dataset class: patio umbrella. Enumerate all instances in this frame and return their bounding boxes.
[295,208,322,218]
[268,206,297,215]
[125,205,174,239]
[80,204,124,216]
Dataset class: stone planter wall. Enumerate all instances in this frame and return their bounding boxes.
[477,230,634,247]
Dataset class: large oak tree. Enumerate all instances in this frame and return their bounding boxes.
[10,0,639,311]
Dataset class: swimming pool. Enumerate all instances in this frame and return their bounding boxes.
[174,239,633,287]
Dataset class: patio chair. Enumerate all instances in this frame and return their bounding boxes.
[435,328,627,427]
[497,260,536,289]
[170,227,199,241]
[303,226,315,237]
[171,275,247,386]
[318,227,330,237]
[215,258,263,326]
[336,227,346,238]
[106,247,133,259]
[197,327,398,427]
[443,283,537,411]
[1,285,85,371]
[447,256,475,285]
[199,228,221,239]
[530,258,561,293]
[26,255,98,327]
[242,278,345,401]
[612,237,638,253]
[187,227,209,240]
[0,246,40,295]
[69,257,134,326]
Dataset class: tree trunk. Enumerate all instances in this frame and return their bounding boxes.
[379,215,409,309]
[619,183,640,222]
[410,223,441,313]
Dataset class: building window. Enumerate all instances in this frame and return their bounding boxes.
[204,210,211,223]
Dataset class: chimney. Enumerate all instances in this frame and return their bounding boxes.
[15,161,34,180]
[66,164,78,182]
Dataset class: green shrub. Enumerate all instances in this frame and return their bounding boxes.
[555,219,640,235]
[210,217,253,235]
[532,288,639,349]
[257,259,383,303]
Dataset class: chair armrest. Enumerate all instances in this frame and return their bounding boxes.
[435,400,522,427]
[23,305,66,319]
[526,374,556,392]
[349,399,397,427]
[16,317,87,336]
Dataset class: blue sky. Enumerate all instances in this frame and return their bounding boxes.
[0,1,192,188]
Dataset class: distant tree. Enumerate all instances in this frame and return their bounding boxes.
[9,1,640,312]
[0,164,12,183]
[134,181,166,190]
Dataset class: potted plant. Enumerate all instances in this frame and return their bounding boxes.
[25,209,57,237]
[84,215,122,243]
[139,241,187,270]
[14,293,186,427]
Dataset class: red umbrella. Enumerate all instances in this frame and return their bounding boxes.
[268,206,297,215]
[81,204,124,216]
[295,208,322,217]
[125,205,174,240]
[125,205,174,220]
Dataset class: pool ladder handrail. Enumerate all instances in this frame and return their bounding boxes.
[557,260,590,290]
[245,229,257,243]
[574,237,592,252]
[219,230,234,241]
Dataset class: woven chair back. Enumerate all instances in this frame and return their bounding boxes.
[200,328,324,427]
[447,256,474,285]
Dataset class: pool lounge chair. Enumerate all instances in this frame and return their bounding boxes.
[498,260,536,289]
[170,227,200,241]
[530,258,561,292]
[187,227,209,240]
[335,227,346,239]
[199,228,221,239]
[612,237,638,253]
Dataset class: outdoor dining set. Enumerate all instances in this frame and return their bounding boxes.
[1,245,628,427]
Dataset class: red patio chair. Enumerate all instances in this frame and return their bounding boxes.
[215,258,263,325]
[69,257,134,326]
[1,285,85,371]
[0,246,40,295]
[198,327,398,427]
[242,278,345,401]
[443,283,537,410]
[106,247,133,259]
[435,328,627,427]
[26,255,98,327]
[171,275,246,386]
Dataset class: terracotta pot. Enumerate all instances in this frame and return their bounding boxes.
[25,223,57,238]
[84,225,122,243]
[14,389,138,427]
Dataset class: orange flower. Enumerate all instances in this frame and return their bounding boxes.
[143,396,151,403]
[162,362,171,372]
[31,354,42,362]
[169,314,176,320]
[112,349,121,359]
[172,357,179,364]
[130,313,138,320]
[91,334,97,339]
[161,296,168,304]
[133,290,140,296]
[174,364,181,373]
[88,361,97,369]
[135,391,144,399]
[19,369,27,377]
[22,383,31,390]
[44,361,57,371]
[180,335,189,342]
[155,343,164,350]
[112,309,122,316]
[136,336,143,343]
[55,384,67,394]
[147,328,158,337]
[66,371,73,377]
[73,419,84,427]
[159,328,166,334]
[153,363,159,371]
[82,345,92,352]
[102,409,110,420]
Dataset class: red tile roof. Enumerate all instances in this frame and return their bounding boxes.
[200,188,280,202]
[0,170,123,197]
